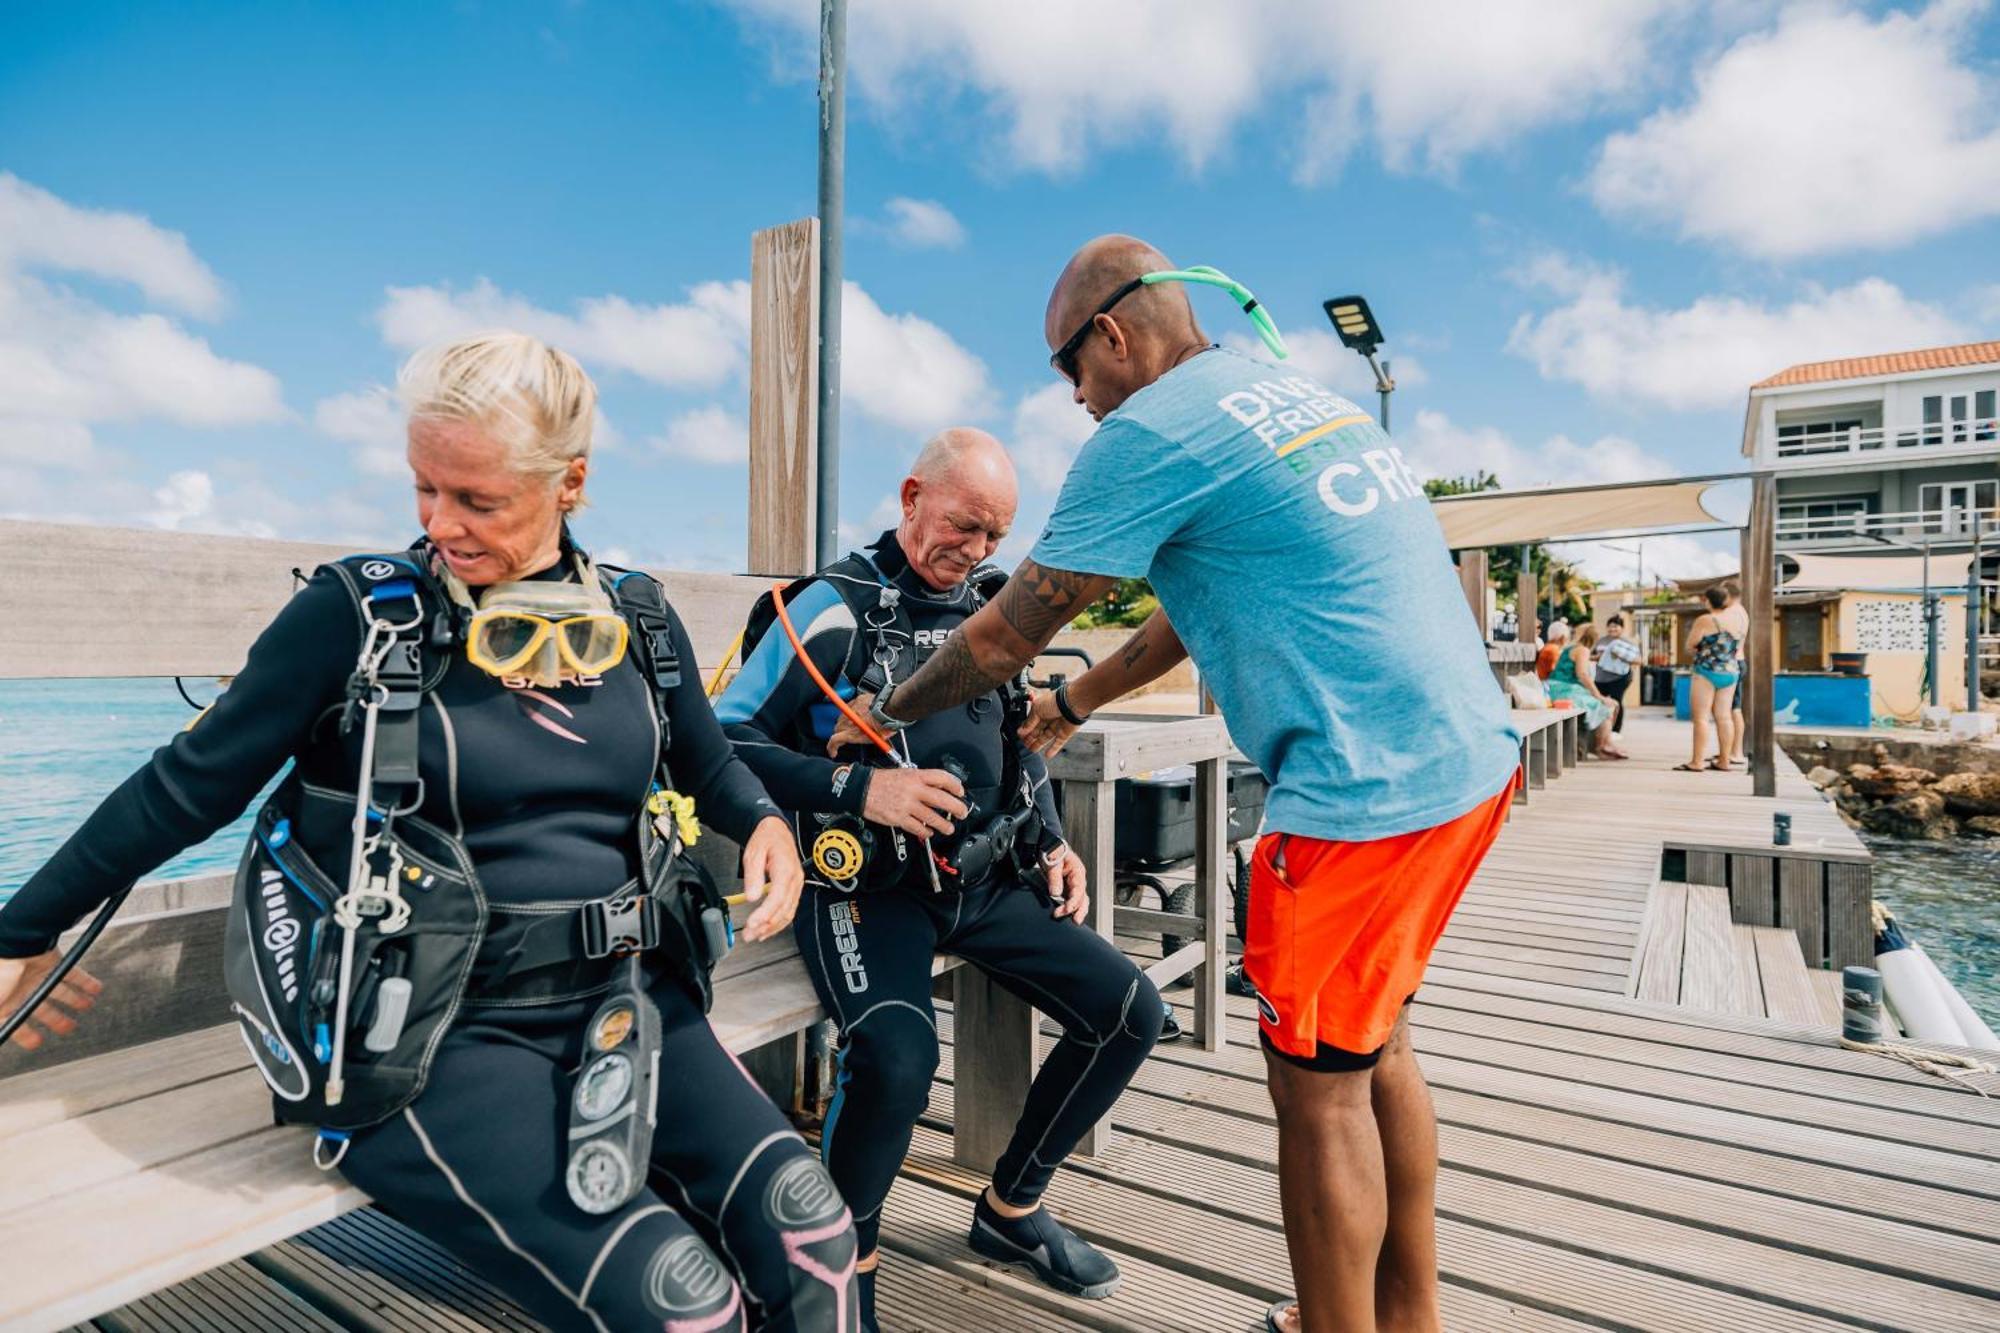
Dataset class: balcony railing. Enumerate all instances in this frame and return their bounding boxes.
[1776,506,2000,545]
[1771,418,1999,463]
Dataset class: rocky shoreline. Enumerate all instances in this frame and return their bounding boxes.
[1804,745,2000,840]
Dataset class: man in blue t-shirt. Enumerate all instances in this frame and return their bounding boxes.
[830,235,1519,1333]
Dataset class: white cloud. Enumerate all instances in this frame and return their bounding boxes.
[652,404,749,464]
[0,177,286,473]
[837,280,994,430]
[1559,532,1741,586]
[142,468,283,538]
[879,197,966,249]
[374,275,988,434]
[377,277,751,390]
[314,385,406,477]
[1221,328,1427,402]
[0,173,225,317]
[1009,382,1097,491]
[1974,283,2000,323]
[1589,1,2000,258]
[1506,255,1967,411]
[1400,408,1675,492]
[723,1,1673,180]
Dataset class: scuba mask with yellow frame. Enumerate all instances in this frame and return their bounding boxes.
[436,551,630,687]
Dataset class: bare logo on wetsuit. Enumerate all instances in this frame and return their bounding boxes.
[765,1156,846,1227]
[644,1235,735,1315]
[828,901,867,994]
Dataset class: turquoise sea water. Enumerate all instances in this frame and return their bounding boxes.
[2,680,1994,1027]
[0,678,263,896]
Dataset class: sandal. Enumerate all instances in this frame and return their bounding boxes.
[1672,762,1705,772]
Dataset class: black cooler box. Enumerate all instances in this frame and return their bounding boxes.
[1103,760,1268,867]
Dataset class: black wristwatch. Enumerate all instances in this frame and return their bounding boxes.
[866,680,913,735]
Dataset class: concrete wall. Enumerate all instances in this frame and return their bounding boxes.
[1832,589,1968,720]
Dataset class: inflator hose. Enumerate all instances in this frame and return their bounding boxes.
[0,883,133,1049]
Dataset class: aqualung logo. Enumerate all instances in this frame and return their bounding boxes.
[258,866,302,1004]
[828,901,867,994]
[645,1236,732,1314]
[765,1157,844,1226]
[359,560,397,580]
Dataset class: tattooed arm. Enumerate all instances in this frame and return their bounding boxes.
[1017,609,1189,756]
[895,560,1115,719]
[823,561,1115,755]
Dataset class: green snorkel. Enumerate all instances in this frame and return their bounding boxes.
[1140,266,1289,361]
[1050,264,1288,381]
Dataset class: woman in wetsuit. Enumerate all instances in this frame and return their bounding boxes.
[0,332,858,1332]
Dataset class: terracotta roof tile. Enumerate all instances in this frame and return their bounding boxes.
[1752,339,2000,389]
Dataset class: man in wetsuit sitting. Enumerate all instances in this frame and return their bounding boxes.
[716,428,1165,1332]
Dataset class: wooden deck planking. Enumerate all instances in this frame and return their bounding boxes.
[77,709,2000,1332]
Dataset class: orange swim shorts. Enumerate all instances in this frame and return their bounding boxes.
[1243,773,1518,1070]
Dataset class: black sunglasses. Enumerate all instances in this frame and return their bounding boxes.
[1048,277,1146,384]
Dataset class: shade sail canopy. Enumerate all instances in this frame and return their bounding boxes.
[1781,551,1973,593]
[1431,478,1733,549]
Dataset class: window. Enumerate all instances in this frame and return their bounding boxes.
[1978,389,1996,442]
[1922,394,1943,446]
[1777,495,1872,541]
[1919,480,2000,536]
[1775,418,1865,456]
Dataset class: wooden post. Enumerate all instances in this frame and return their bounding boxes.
[950,968,1037,1171]
[1516,551,1536,643]
[1457,549,1489,641]
[1746,477,1777,797]
[1068,778,1118,1156]
[749,218,820,576]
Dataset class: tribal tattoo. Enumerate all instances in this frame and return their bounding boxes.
[883,559,1113,724]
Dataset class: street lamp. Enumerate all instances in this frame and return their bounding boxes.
[1323,295,1395,431]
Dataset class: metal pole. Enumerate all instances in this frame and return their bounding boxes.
[1365,352,1394,432]
[815,0,846,571]
[1970,513,1984,711]
[1924,539,1939,706]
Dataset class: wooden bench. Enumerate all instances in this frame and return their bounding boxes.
[1511,706,1581,799]
[0,877,1000,1331]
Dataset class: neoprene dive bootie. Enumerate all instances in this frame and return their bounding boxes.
[967,1191,1121,1299]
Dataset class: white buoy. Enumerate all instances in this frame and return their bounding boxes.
[1913,944,2000,1051]
[1876,944,1967,1046]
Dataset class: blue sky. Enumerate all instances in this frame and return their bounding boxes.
[3,0,1998,585]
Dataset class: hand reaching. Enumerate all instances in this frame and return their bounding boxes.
[0,950,102,1052]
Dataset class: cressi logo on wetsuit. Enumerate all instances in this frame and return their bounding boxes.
[829,900,866,993]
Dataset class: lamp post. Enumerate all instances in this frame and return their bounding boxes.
[815,0,846,570]
[1323,295,1395,431]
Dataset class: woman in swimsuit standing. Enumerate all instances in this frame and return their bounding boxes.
[1678,585,1749,773]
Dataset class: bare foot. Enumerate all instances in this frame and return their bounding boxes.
[1273,1302,1301,1333]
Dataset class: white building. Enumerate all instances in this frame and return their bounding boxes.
[1741,339,1997,698]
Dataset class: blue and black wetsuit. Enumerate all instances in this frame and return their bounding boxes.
[716,531,1165,1262]
[0,541,858,1333]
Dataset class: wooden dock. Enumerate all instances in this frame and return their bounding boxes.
[71,711,2000,1331]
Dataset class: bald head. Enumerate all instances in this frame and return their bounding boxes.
[1044,234,1209,420]
[1045,234,1200,348]
[897,427,1017,590]
[910,426,1015,492]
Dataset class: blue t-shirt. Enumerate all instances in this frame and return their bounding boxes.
[1031,347,1519,842]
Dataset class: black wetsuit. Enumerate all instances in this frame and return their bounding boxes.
[716,532,1164,1259]
[0,543,859,1333]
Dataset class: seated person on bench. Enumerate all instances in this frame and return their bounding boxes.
[716,428,1166,1332]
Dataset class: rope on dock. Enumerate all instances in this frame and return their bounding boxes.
[1838,1037,1998,1095]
